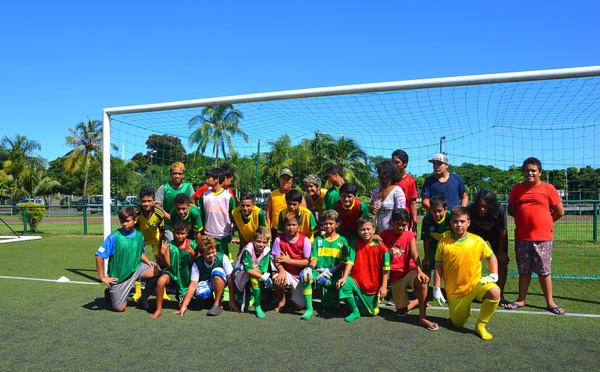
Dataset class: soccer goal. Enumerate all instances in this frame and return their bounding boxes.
[102,65,600,279]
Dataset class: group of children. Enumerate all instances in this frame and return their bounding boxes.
[96,158,504,341]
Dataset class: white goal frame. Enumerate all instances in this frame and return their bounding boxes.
[101,65,600,239]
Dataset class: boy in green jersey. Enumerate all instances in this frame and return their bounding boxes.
[169,193,203,241]
[420,196,451,272]
[95,207,160,312]
[299,209,350,320]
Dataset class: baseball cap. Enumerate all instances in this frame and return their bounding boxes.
[279,168,294,177]
[428,153,449,164]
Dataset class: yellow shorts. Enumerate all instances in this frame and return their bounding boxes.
[447,281,498,328]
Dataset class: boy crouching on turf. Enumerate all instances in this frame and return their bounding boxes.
[337,216,390,322]
[380,209,437,331]
[233,226,272,318]
[272,212,311,312]
[299,209,350,320]
[433,206,501,340]
[142,220,196,319]
[175,236,237,317]
[95,207,161,312]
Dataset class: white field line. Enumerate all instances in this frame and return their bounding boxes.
[0,275,99,285]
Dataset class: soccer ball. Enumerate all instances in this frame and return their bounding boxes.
[194,281,212,299]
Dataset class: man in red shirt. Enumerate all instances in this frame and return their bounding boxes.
[392,149,418,232]
[507,157,565,314]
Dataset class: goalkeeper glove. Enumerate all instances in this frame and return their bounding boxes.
[316,267,336,286]
[433,286,446,306]
[300,267,314,283]
[480,273,499,285]
[260,273,272,288]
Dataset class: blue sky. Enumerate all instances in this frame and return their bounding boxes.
[1,1,599,166]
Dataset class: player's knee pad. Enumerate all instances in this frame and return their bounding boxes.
[211,267,227,283]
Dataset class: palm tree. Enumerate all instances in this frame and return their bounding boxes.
[322,135,369,191]
[188,105,247,167]
[0,134,45,199]
[64,119,105,198]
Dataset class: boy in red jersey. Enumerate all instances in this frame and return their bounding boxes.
[335,183,370,248]
[272,213,311,312]
[392,149,419,232]
[337,216,390,322]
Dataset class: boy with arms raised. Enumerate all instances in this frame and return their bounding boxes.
[337,216,390,323]
[272,213,311,312]
[433,206,501,340]
[380,209,437,331]
[506,157,565,314]
[335,182,370,248]
[420,196,451,272]
[95,207,160,312]
[277,189,318,242]
[175,235,237,317]
[170,193,203,241]
[198,167,236,258]
[131,185,166,302]
[299,209,350,320]
[231,191,267,251]
[233,226,272,318]
[145,220,196,319]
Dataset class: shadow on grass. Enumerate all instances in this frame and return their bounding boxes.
[376,306,464,332]
[82,297,110,311]
[67,268,101,283]
[502,289,600,307]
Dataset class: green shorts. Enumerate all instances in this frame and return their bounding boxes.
[338,277,380,316]
[213,236,232,259]
[302,269,341,308]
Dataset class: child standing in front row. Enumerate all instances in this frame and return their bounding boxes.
[95,207,160,312]
[234,226,272,318]
[380,209,437,331]
[337,216,390,322]
[175,235,237,317]
[299,209,350,320]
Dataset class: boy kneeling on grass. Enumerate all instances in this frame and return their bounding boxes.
[433,206,501,340]
[337,216,390,323]
[174,235,237,317]
[233,226,272,318]
[95,207,161,312]
[140,220,196,319]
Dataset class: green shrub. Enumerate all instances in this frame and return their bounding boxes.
[17,202,46,232]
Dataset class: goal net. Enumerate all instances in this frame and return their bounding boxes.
[103,66,600,279]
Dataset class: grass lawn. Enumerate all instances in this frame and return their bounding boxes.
[1,236,599,371]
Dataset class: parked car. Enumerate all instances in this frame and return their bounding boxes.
[73,197,89,212]
[13,198,46,214]
[120,196,138,206]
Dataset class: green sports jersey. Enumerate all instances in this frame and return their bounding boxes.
[162,182,193,221]
[311,235,350,269]
[195,251,225,282]
[241,248,271,274]
[322,186,341,211]
[170,205,203,239]
[107,229,144,284]
[164,239,196,294]
[420,210,452,248]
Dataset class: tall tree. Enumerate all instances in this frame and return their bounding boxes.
[64,119,105,197]
[145,134,187,166]
[0,134,45,199]
[188,105,247,167]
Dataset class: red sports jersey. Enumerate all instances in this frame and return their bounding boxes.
[350,240,390,295]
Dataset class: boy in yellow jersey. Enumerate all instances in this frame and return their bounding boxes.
[266,168,295,238]
[133,186,168,302]
[433,206,501,340]
[231,191,267,252]
[277,189,318,242]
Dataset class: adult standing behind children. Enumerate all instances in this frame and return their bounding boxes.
[506,157,565,315]
[369,160,406,232]
[392,149,419,232]
[421,154,467,211]
[467,190,509,305]
[156,162,195,240]
[322,165,345,211]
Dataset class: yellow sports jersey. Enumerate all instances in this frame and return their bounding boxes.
[270,189,287,230]
[135,206,165,249]
[435,233,493,297]
[277,205,318,242]
[232,205,265,244]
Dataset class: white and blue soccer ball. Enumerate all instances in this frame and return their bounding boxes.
[194,281,212,299]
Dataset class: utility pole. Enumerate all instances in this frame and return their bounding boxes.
[439,136,446,154]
